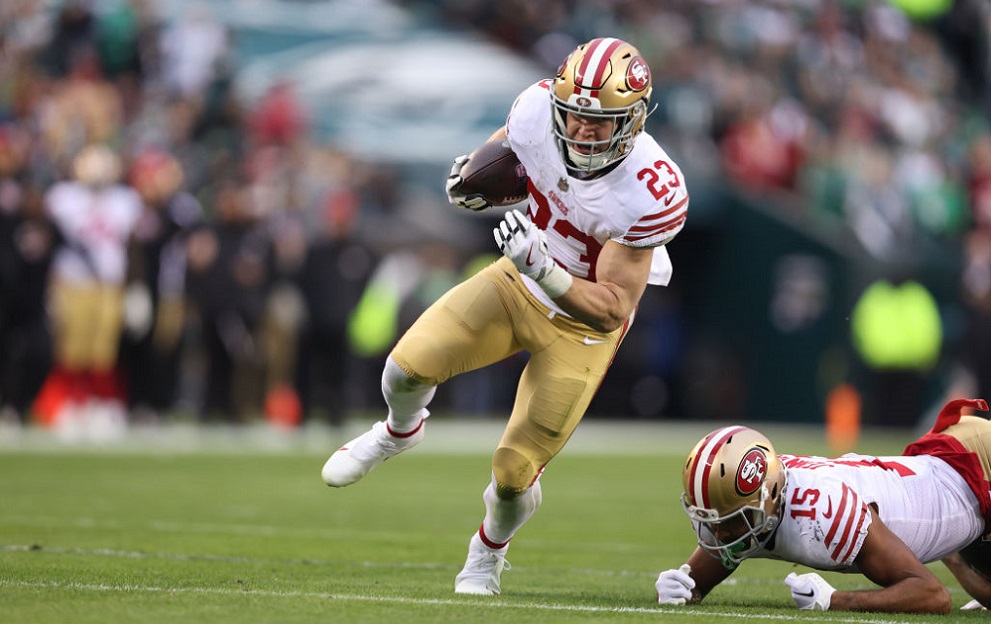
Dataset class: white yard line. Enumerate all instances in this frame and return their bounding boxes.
[0,579,917,624]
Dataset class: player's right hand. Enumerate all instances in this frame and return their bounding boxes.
[445,154,491,212]
[656,564,694,605]
[785,572,835,610]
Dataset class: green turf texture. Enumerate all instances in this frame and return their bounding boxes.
[0,425,985,623]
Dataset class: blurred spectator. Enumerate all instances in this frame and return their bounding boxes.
[959,230,991,402]
[850,275,943,426]
[720,93,809,192]
[967,132,991,233]
[41,144,142,440]
[793,0,866,131]
[41,0,96,78]
[159,4,228,101]
[185,175,272,422]
[118,147,202,423]
[0,122,55,426]
[92,0,148,121]
[36,44,123,170]
[931,0,991,107]
[0,2,51,122]
[295,184,376,426]
[259,208,307,428]
[842,143,914,262]
[248,80,309,149]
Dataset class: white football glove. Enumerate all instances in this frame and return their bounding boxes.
[445,154,491,212]
[493,209,572,298]
[785,572,835,610]
[961,599,988,611]
[123,282,153,338]
[656,564,695,605]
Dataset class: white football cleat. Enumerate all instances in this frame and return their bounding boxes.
[454,531,511,595]
[321,420,424,487]
[962,599,988,611]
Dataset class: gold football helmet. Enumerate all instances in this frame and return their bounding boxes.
[681,426,786,568]
[551,37,653,173]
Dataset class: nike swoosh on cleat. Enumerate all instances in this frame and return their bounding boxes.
[583,336,608,345]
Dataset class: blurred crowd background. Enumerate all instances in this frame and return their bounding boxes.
[0,0,989,442]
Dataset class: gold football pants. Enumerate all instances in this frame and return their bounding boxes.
[50,280,125,372]
[391,257,631,492]
[941,416,991,483]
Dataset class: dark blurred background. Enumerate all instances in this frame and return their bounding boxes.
[0,0,988,440]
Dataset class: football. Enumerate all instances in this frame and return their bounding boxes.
[959,537,991,580]
[458,140,528,206]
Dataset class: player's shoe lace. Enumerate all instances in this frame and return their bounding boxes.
[454,532,511,595]
[321,420,424,487]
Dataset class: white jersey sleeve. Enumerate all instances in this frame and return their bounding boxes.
[505,80,688,305]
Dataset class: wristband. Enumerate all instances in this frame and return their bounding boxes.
[536,264,573,298]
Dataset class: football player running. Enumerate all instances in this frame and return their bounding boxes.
[656,398,991,614]
[321,37,688,595]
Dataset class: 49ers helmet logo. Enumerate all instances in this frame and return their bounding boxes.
[736,448,767,496]
[627,57,650,91]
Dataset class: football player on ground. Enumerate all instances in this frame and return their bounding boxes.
[655,398,991,614]
[321,37,688,595]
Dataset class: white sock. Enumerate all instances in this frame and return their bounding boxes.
[479,475,542,548]
[382,357,435,434]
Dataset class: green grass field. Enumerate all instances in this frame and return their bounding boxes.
[0,418,985,623]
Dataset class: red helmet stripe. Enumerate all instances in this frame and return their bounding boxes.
[575,37,623,91]
[688,426,749,509]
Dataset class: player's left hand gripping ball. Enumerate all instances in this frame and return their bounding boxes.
[494,209,572,298]
[446,154,491,212]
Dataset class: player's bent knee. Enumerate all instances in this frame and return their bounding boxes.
[492,447,537,498]
[382,357,426,393]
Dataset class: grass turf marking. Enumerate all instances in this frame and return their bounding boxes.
[0,579,919,623]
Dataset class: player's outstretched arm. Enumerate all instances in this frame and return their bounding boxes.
[942,551,991,609]
[831,507,950,614]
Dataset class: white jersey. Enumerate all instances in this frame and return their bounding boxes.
[46,181,142,285]
[506,80,688,314]
[754,453,984,571]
